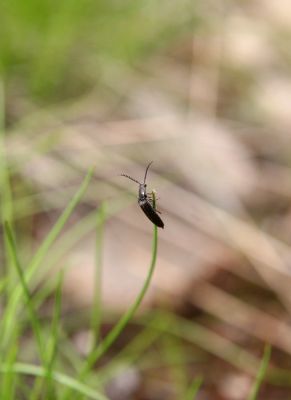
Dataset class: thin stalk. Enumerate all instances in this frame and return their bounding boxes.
[83,191,159,373]
[62,192,160,400]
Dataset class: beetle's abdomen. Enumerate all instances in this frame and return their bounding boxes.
[138,199,164,228]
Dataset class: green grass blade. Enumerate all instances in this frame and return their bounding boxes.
[185,376,203,400]
[0,336,19,400]
[63,193,159,400]
[91,202,106,349]
[97,313,169,385]
[0,79,15,303]
[84,218,158,373]
[4,222,44,362]
[0,363,110,400]
[0,80,13,240]
[247,344,271,400]
[1,167,94,347]
[0,78,13,225]
[45,270,64,397]
[30,195,133,291]
[26,167,94,281]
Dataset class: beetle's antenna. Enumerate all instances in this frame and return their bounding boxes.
[143,161,153,184]
[120,174,141,185]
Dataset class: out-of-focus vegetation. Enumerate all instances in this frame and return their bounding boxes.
[0,0,197,103]
[2,0,291,399]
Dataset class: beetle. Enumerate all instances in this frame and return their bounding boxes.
[121,161,164,229]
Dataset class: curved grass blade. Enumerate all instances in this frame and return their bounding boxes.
[0,363,109,400]
[62,191,159,400]
[83,191,159,373]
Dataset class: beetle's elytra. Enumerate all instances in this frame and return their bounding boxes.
[121,162,164,229]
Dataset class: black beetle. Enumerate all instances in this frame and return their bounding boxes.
[121,162,164,229]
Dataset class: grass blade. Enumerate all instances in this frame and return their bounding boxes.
[4,222,44,362]
[0,363,110,400]
[63,190,160,398]
[0,79,15,304]
[62,219,158,400]
[91,202,106,349]
[0,337,19,400]
[84,210,158,373]
[1,167,94,347]
[247,344,271,400]
[45,270,64,397]
[0,79,13,225]
[185,376,203,400]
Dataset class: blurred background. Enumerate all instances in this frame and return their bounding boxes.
[1,0,291,399]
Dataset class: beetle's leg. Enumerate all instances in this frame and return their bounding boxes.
[148,198,154,207]
[149,195,160,201]
[148,194,160,201]
[149,199,162,213]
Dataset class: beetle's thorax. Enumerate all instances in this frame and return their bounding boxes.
[139,183,147,201]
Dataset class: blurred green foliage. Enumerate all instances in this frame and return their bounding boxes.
[0,0,198,102]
